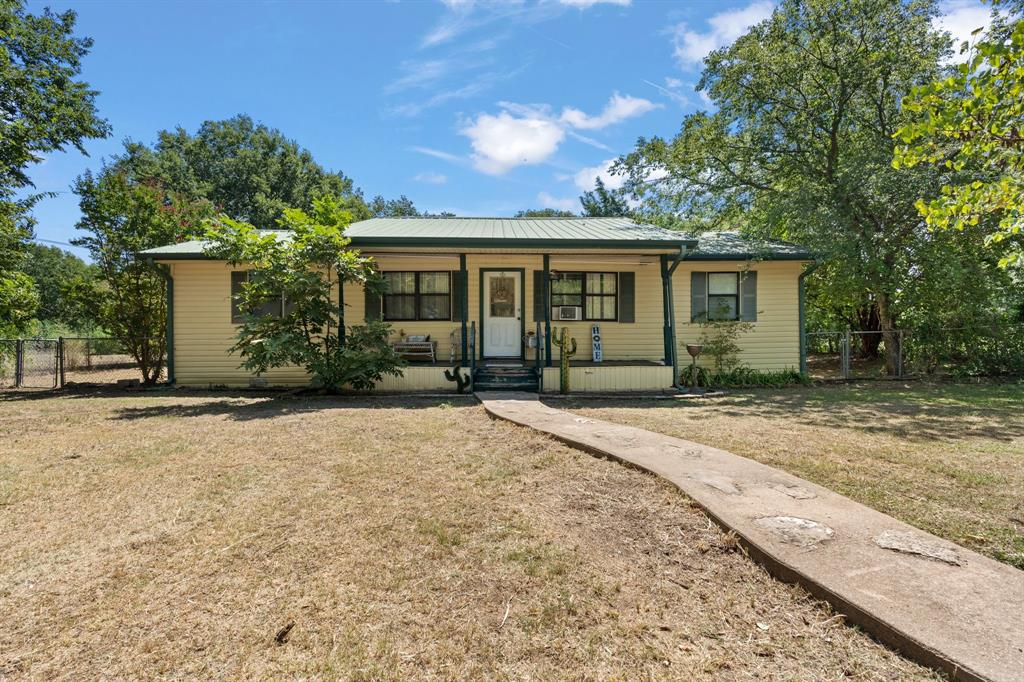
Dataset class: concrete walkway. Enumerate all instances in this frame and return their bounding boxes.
[478,392,1024,682]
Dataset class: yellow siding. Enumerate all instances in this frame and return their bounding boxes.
[672,261,803,372]
[165,255,805,389]
[541,366,674,393]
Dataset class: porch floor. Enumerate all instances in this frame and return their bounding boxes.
[402,359,667,368]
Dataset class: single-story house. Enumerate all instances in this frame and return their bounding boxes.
[140,217,813,392]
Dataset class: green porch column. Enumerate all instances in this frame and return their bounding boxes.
[660,254,672,365]
[543,254,552,367]
[460,254,468,362]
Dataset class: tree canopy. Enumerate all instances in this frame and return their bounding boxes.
[895,13,1024,268]
[0,0,108,334]
[616,0,1021,371]
[515,208,577,218]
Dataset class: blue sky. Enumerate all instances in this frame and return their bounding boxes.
[25,0,989,259]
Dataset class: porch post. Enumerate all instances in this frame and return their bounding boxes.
[660,255,672,365]
[543,254,552,367]
[460,254,468,362]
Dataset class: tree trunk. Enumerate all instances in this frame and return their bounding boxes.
[876,293,900,376]
[854,303,882,359]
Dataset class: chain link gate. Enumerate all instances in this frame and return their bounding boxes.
[0,339,59,389]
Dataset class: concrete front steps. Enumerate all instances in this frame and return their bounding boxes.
[477,392,1024,682]
[473,365,539,392]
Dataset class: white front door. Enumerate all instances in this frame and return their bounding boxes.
[483,270,521,357]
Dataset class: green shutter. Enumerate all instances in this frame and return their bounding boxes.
[618,272,635,323]
[690,272,707,322]
[740,271,757,321]
[451,270,465,321]
[364,285,381,322]
[533,270,546,322]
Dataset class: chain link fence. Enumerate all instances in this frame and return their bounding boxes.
[806,323,1024,380]
[0,337,163,390]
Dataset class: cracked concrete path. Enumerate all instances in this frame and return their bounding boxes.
[477,392,1024,682]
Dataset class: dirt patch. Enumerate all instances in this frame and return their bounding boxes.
[0,393,934,678]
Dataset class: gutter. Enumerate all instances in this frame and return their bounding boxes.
[149,259,175,385]
[798,261,820,375]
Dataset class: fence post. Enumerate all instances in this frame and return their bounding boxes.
[14,339,23,388]
[58,337,65,388]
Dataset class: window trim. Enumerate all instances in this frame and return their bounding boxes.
[706,271,740,321]
[382,271,452,322]
[549,271,618,322]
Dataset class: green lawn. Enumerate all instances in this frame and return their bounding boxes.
[562,380,1024,568]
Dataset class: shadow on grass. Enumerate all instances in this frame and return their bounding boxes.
[549,380,1024,444]
[0,386,476,421]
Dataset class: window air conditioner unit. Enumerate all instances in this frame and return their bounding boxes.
[557,306,582,321]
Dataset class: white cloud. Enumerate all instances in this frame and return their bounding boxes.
[459,91,658,175]
[671,1,774,66]
[559,92,660,130]
[537,191,579,211]
[413,171,448,184]
[664,76,683,89]
[573,158,625,192]
[559,0,630,8]
[460,110,566,174]
[934,0,990,60]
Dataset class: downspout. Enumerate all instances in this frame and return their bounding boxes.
[149,259,174,385]
[665,247,687,389]
[338,273,345,348]
[798,261,819,375]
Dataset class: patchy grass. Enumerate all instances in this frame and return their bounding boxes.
[0,391,933,679]
[564,380,1024,569]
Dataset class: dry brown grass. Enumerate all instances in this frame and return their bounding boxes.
[565,380,1024,569]
[0,391,934,679]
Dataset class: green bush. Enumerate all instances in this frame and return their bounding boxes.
[683,365,810,389]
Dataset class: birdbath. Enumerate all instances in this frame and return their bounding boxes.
[685,343,704,394]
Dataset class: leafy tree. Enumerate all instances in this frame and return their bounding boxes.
[205,196,404,392]
[617,0,981,373]
[514,208,578,217]
[895,15,1024,268]
[20,243,96,328]
[72,172,214,384]
[0,1,109,334]
[369,194,420,217]
[579,178,629,217]
[104,116,364,230]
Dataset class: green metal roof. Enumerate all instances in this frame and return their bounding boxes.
[689,231,813,260]
[139,219,811,260]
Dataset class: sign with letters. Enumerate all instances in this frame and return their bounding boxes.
[591,324,603,362]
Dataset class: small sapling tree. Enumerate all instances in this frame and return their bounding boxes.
[205,195,404,391]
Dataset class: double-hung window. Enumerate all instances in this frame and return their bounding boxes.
[706,272,739,321]
[550,272,618,321]
[383,271,451,321]
[230,271,286,323]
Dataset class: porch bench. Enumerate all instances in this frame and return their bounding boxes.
[392,338,437,363]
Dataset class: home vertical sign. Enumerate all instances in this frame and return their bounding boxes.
[591,324,603,362]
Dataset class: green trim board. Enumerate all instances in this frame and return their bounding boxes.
[478,267,526,361]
